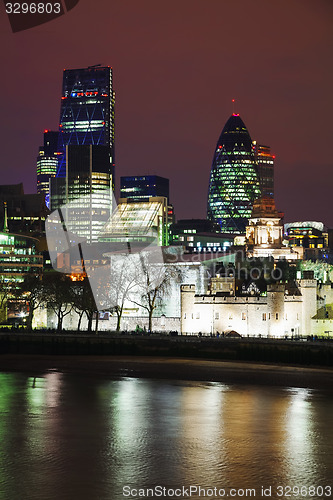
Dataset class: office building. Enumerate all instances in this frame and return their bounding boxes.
[0,231,43,283]
[50,145,112,243]
[253,142,275,198]
[120,175,169,201]
[120,175,174,234]
[170,219,234,252]
[100,196,169,246]
[36,130,60,205]
[56,65,115,189]
[207,114,261,234]
[284,221,331,263]
[0,183,49,236]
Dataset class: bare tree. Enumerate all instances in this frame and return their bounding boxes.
[0,278,15,323]
[107,253,138,331]
[42,273,74,332]
[71,277,97,332]
[16,275,44,330]
[129,253,181,333]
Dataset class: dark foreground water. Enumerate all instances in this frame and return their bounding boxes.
[0,371,332,500]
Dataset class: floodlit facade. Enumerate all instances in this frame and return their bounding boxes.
[100,197,169,246]
[181,278,317,337]
[246,197,302,261]
[56,65,115,187]
[36,131,60,205]
[207,114,261,234]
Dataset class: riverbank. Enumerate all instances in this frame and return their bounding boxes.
[1,354,333,392]
[1,332,333,367]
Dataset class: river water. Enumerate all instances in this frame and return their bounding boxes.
[0,371,332,500]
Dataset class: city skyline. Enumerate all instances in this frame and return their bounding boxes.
[0,0,332,226]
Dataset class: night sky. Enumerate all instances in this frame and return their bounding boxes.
[1,0,332,226]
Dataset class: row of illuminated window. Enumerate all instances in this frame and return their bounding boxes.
[184,312,295,321]
[37,159,58,164]
[0,257,42,264]
[10,217,42,221]
[61,120,105,128]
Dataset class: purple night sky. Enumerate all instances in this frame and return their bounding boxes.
[0,0,332,226]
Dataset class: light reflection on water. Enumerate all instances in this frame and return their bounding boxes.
[0,372,332,500]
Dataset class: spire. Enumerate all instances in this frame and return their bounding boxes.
[3,201,9,233]
[232,99,239,116]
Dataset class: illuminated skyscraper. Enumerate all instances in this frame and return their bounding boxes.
[207,114,261,234]
[57,65,115,186]
[50,65,115,243]
[50,145,112,244]
[36,130,60,205]
[253,142,275,198]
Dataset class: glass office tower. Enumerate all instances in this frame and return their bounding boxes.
[120,175,169,201]
[50,145,112,244]
[36,130,60,205]
[57,65,115,185]
[207,114,261,234]
[253,142,275,199]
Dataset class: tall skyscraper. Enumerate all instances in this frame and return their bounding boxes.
[50,145,112,243]
[207,114,261,234]
[36,130,60,204]
[50,65,115,244]
[253,141,275,198]
[56,65,115,186]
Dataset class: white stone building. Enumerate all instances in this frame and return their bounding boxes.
[181,278,317,338]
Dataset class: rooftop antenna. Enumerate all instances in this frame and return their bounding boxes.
[3,201,9,233]
[232,99,235,115]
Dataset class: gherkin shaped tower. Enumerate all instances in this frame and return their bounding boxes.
[207,114,261,233]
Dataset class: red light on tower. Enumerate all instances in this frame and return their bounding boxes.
[44,129,49,133]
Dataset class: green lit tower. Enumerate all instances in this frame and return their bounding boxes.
[207,114,261,233]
